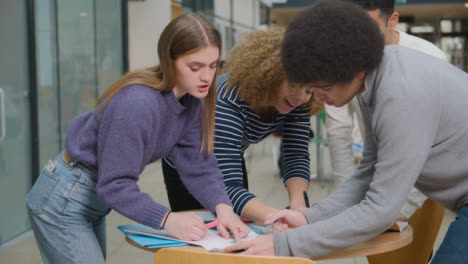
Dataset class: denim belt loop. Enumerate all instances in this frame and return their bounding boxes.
[62,150,73,163]
[62,150,97,176]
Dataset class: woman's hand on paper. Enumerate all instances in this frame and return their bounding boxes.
[215,203,250,241]
[223,234,274,256]
[266,209,308,232]
[164,212,208,241]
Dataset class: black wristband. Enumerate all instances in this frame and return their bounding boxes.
[161,211,171,229]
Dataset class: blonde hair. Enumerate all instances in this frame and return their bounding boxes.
[224,27,323,115]
[97,14,221,155]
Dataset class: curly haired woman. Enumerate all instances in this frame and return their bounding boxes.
[163,27,323,223]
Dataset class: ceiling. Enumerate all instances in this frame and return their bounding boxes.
[397,3,468,19]
[270,3,468,26]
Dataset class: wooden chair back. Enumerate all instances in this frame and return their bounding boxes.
[367,199,445,264]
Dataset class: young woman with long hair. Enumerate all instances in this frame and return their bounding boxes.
[26,14,249,263]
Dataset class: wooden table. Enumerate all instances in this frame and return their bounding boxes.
[125,225,413,260]
[316,226,413,260]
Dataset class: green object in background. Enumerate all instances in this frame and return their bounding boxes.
[310,111,328,146]
[396,0,407,4]
[311,137,328,146]
[319,111,326,124]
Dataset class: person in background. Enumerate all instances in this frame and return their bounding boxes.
[25,14,249,264]
[223,1,468,262]
[327,0,448,220]
[162,27,323,223]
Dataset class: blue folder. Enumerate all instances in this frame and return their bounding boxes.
[119,223,263,249]
[118,224,188,248]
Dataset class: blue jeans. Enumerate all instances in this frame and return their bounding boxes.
[26,153,110,264]
[432,205,468,264]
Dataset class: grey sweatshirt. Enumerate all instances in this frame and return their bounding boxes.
[274,45,468,258]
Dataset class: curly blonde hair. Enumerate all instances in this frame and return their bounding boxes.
[223,27,323,115]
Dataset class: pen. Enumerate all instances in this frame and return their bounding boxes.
[205,217,253,229]
[303,191,310,208]
[205,220,218,229]
[286,191,310,209]
[259,223,274,235]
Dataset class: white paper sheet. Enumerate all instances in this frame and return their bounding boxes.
[395,221,409,231]
[181,229,258,252]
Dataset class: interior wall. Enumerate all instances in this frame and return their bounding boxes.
[128,0,170,71]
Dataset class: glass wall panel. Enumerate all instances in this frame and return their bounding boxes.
[0,0,32,244]
[95,0,124,95]
[36,0,61,167]
[36,0,125,167]
[0,0,125,247]
[54,0,125,144]
[56,0,97,142]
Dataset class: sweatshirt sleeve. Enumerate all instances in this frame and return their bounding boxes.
[281,107,311,185]
[169,103,232,214]
[214,97,255,215]
[95,92,169,230]
[400,188,427,219]
[297,95,378,226]
[275,85,439,258]
[327,99,428,219]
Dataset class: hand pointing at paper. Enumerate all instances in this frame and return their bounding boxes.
[223,209,309,256]
[215,203,250,241]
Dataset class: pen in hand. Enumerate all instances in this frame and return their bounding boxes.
[259,222,275,235]
[303,191,310,208]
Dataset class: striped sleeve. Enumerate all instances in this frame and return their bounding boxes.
[214,79,255,216]
[282,107,311,184]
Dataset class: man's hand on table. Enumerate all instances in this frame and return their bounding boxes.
[268,209,308,232]
[223,209,309,256]
[215,203,251,241]
[223,234,275,255]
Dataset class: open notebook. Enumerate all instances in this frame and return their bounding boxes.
[119,224,259,252]
[119,211,262,252]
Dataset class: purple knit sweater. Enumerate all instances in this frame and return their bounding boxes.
[64,84,231,230]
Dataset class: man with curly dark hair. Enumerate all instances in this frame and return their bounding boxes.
[224,0,468,261]
[281,6,383,87]
[326,0,447,216]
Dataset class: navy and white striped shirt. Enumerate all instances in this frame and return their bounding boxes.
[214,73,311,215]
[164,73,311,215]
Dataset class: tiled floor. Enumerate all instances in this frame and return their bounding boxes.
[0,134,455,263]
